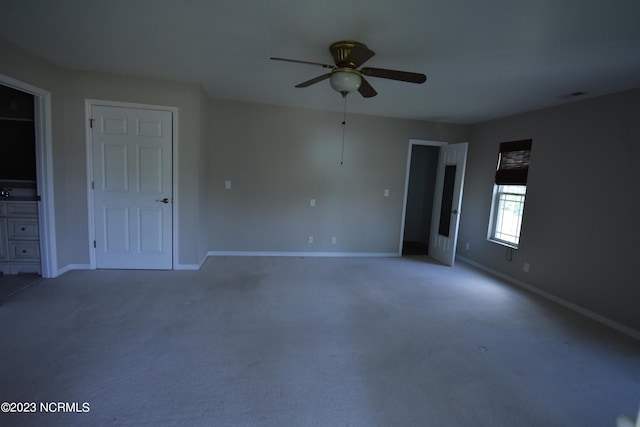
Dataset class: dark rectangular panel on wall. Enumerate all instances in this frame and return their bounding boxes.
[438,165,456,236]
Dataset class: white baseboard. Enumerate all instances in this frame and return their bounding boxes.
[176,251,398,270]
[175,264,201,270]
[456,255,640,341]
[56,263,91,277]
[57,252,398,273]
[175,259,207,271]
[207,251,400,258]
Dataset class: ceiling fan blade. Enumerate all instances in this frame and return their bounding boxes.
[360,67,427,84]
[295,73,332,88]
[270,57,335,69]
[358,76,377,98]
[345,44,375,68]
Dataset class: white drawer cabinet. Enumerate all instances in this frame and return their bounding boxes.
[0,218,8,263]
[0,201,41,275]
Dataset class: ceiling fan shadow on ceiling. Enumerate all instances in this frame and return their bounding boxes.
[270,41,427,98]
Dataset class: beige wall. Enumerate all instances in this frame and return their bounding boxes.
[0,38,69,266]
[207,99,468,254]
[459,89,640,331]
[1,36,469,268]
[62,71,210,267]
[0,38,210,269]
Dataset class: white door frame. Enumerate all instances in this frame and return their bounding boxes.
[399,139,448,255]
[85,99,179,269]
[0,73,57,278]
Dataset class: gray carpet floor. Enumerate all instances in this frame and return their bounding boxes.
[0,273,41,305]
[0,256,639,427]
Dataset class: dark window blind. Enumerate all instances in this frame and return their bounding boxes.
[495,139,532,185]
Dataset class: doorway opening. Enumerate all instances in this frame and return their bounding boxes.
[402,144,440,255]
[0,74,56,278]
[400,139,468,266]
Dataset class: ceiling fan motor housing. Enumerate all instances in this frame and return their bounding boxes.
[329,41,368,68]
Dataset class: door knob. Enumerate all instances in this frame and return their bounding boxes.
[452,209,459,214]
[156,198,170,204]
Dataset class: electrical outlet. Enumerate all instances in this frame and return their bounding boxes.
[384,189,389,197]
[310,199,316,207]
[465,243,470,250]
[331,236,337,244]
[308,236,314,244]
[523,263,530,273]
[224,180,231,189]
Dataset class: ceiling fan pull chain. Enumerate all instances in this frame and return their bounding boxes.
[341,95,348,165]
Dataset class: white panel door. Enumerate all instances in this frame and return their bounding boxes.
[91,105,173,269]
[429,142,468,266]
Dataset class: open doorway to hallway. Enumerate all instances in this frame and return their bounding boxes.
[402,144,439,255]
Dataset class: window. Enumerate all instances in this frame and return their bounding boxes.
[488,140,532,248]
[489,185,526,247]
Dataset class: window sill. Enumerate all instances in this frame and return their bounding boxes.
[487,238,519,250]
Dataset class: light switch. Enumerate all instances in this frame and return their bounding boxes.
[225,180,231,190]
[384,189,389,197]
[310,199,316,207]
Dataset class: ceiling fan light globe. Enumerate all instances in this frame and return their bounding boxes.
[330,70,362,94]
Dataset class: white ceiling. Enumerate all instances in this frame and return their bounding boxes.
[2,0,640,124]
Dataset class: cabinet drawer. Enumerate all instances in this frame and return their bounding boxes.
[0,218,7,261]
[8,218,39,239]
[9,241,40,261]
[6,203,38,217]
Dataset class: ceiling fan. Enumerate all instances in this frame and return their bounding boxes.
[271,41,427,98]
